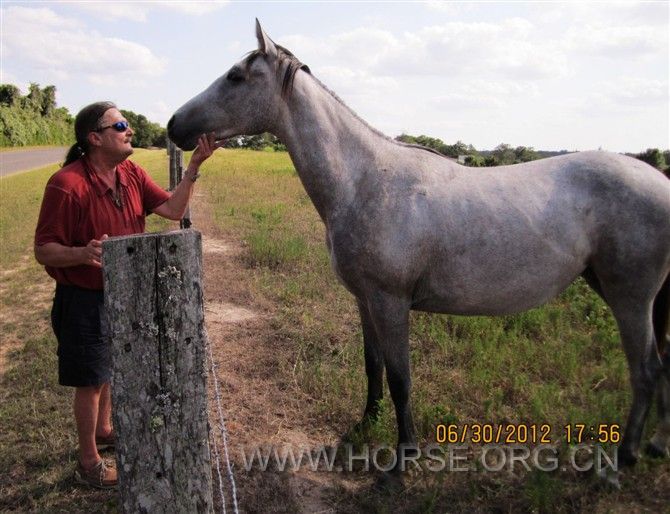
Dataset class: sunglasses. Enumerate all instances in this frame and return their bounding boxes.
[96,121,130,132]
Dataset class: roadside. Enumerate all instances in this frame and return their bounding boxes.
[0,147,67,177]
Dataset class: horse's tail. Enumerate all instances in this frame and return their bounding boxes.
[654,272,670,369]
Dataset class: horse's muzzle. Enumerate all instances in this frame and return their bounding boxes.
[166,115,197,151]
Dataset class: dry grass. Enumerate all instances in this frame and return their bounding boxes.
[0,148,668,513]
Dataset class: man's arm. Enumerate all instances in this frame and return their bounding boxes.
[35,235,109,268]
[152,133,224,221]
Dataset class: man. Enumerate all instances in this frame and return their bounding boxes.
[34,101,222,489]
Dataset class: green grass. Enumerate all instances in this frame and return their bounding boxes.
[1,148,668,512]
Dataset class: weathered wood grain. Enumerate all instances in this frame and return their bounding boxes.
[103,230,212,513]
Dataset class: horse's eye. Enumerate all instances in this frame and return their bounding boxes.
[227,69,245,83]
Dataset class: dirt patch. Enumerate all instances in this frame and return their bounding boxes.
[206,302,259,325]
[191,195,353,513]
[203,238,239,256]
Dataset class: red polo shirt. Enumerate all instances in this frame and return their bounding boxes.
[35,157,171,290]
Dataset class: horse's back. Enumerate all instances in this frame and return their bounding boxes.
[384,148,670,313]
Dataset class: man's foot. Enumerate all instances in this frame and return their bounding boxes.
[74,459,118,489]
[95,431,115,451]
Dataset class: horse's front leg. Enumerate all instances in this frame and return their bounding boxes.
[364,292,416,455]
[357,299,384,422]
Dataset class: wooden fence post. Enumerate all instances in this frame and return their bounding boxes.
[102,229,212,513]
[168,139,191,229]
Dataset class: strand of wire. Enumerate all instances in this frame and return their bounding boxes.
[208,418,227,514]
[207,339,240,514]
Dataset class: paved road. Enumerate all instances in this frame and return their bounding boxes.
[0,147,68,177]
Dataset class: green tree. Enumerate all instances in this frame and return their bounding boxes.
[395,133,417,145]
[121,109,166,148]
[24,83,43,111]
[443,140,469,158]
[493,143,515,165]
[41,85,56,116]
[513,146,539,163]
[0,83,73,147]
[0,84,21,107]
[634,148,666,171]
[395,133,479,159]
[464,155,484,167]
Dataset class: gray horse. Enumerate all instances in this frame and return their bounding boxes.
[169,21,670,470]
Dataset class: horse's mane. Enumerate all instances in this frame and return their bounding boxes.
[245,46,310,100]
[246,47,446,159]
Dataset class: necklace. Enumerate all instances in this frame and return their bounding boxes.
[109,171,123,209]
[84,158,122,209]
[111,189,122,208]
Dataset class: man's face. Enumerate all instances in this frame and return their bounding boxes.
[91,108,134,161]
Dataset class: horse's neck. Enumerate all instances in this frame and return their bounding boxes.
[275,73,384,222]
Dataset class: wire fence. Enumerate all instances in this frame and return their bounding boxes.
[168,142,238,513]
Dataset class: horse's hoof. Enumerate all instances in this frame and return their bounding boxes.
[616,447,639,468]
[644,442,669,459]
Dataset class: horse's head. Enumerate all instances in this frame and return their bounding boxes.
[168,20,309,150]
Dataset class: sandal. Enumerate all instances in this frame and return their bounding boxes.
[74,459,118,490]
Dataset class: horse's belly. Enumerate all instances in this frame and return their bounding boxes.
[413,254,586,316]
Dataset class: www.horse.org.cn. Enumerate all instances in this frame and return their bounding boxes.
[239,443,617,474]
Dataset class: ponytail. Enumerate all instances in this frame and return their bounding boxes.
[63,143,85,166]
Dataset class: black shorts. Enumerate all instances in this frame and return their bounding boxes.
[51,284,110,387]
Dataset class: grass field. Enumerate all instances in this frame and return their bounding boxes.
[0,148,668,512]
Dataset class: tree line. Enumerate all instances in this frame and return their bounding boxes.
[395,133,669,175]
[2,83,668,178]
[0,84,73,146]
[0,83,166,148]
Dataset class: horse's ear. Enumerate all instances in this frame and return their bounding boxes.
[255,19,278,61]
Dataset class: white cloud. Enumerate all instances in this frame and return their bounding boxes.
[68,1,229,21]
[316,66,399,96]
[565,23,667,59]
[422,1,464,15]
[587,78,668,110]
[282,19,569,82]
[155,1,230,16]
[430,80,540,111]
[71,2,146,22]
[2,6,167,84]
[145,100,172,125]
[550,2,669,27]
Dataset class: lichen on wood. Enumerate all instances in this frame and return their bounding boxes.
[103,230,213,513]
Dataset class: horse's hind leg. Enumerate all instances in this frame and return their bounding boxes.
[645,274,670,458]
[646,376,670,458]
[611,303,664,466]
[357,299,384,422]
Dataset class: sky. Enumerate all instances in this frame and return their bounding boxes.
[1,1,668,153]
